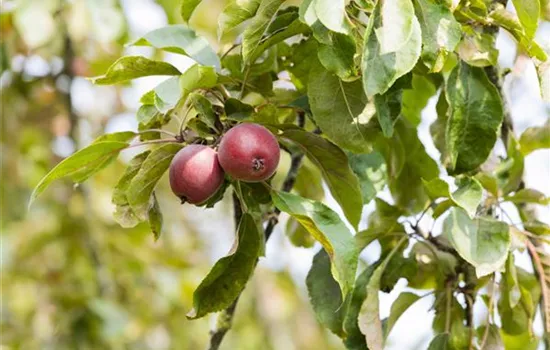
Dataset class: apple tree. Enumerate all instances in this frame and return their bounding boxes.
[30,0,550,349]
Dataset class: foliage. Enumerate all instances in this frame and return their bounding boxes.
[5,0,550,348]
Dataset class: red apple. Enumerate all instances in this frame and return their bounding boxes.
[169,145,225,204]
[218,123,280,182]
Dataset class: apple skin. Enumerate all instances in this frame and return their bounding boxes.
[218,123,280,182]
[169,145,225,204]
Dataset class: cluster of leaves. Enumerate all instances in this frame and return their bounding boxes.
[30,0,550,348]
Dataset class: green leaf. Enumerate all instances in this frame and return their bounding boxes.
[318,32,357,80]
[148,193,163,240]
[519,122,550,155]
[375,120,439,212]
[314,0,353,35]
[362,0,421,97]
[285,217,315,247]
[279,128,363,228]
[489,6,547,61]
[431,90,450,165]
[451,177,483,218]
[385,292,420,338]
[187,213,261,319]
[505,254,521,309]
[188,92,218,132]
[250,8,310,64]
[181,0,202,22]
[414,0,461,72]
[271,190,358,297]
[476,325,504,349]
[401,74,438,125]
[126,143,183,220]
[444,207,511,277]
[423,178,450,200]
[308,61,371,153]
[153,76,183,113]
[512,0,540,38]
[224,98,255,120]
[348,152,387,204]
[242,0,286,64]
[475,172,499,197]
[343,266,376,350]
[504,188,550,205]
[498,266,541,335]
[219,0,261,40]
[501,330,539,350]
[299,0,332,44]
[112,150,151,228]
[427,334,450,349]
[358,237,407,350]
[374,88,402,138]
[92,56,180,85]
[130,25,220,70]
[29,141,129,206]
[457,26,499,67]
[445,62,503,174]
[306,249,346,337]
[356,198,406,252]
[286,38,319,91]
[497,134,525,195]
[293,158,324,201]
[374,0,415,54]
[180,64,218,96]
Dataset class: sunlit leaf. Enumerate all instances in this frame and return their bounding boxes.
[414,0,461,72]
[362,0,421,97]
[314,0,353,35]
[271,190,358,297]
[511,0,540,38]
[519,121,550,155]
[242,0,286,64]
[30,141,130,206]
[92,56,180,85]
[219,0,261,40]
[444,207,510,277]
[457,26,499,67]
[130,25,220,70]
[181,0,202,22]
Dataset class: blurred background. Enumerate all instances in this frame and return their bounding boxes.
[1,0,549,349]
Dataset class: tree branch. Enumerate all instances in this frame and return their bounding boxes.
[207,112,306,350]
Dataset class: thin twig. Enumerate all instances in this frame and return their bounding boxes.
[465,293,474,350]
[239,66,251,99]
[220,43,241,61]
[526,239,550,333]
[445,282,452,334]
[479,276,496,349]
[139,129,178,138]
